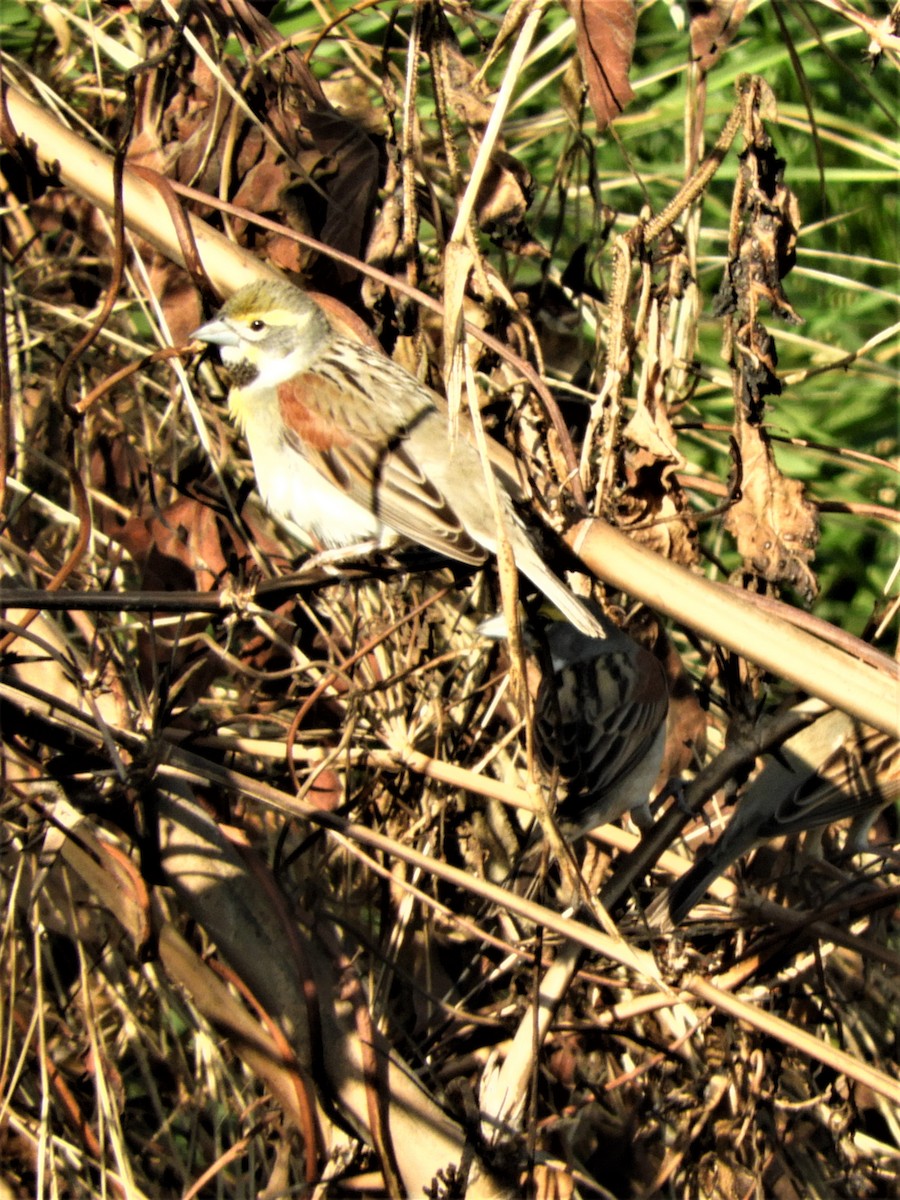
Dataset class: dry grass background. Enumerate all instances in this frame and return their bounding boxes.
[0,1,898,1197]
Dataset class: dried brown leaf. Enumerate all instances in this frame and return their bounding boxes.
[566,0,636,131]
[689,0,750,73]
[658,631,709,783]
[148,262,204,345]
[474,151,533,234]
[619,329,699,568]
[128,8,379,286]
[724,424,819,600]
[116,495,230,592]
[231,160,291,219]
[444,38,494,126]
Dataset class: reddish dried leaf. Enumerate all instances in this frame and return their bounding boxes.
[626,616,708,786]
[689,0,750,73]
[113,492,284,594]
[128,7,379,288]
[547,1032,582,1088]
[273,99,379,283]
[148,264,204,347]
[304,767,343,813]
[231,160,291,219]
[265,234,306,274]
[117,495,229,592]
[566,0,636,131]
[657,633,708,784]
[90,433,148,511]
[111,495,294,711]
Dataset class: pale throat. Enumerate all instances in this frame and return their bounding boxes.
[221,340,314,391]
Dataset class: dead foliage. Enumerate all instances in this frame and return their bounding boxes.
[0,2,897,1197]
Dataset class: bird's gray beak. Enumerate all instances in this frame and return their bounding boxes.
[190,316,242,348]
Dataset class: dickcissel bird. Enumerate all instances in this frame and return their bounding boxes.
[536,618,669,832]
[192,279,605,638]
[652,706,900,927]
[481,607,670,832]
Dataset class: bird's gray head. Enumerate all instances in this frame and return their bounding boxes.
[191,280,331,387]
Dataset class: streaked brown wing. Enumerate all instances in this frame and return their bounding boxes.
[766,728,900,836]
[278,367,487,565]
[538,649,667,798]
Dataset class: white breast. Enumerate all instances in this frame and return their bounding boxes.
[231,386,384,547]
[261,452,384,546]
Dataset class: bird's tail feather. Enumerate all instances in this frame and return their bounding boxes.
[515,543,608,640]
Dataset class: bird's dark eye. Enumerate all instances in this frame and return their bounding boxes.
[250,319,266,332]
